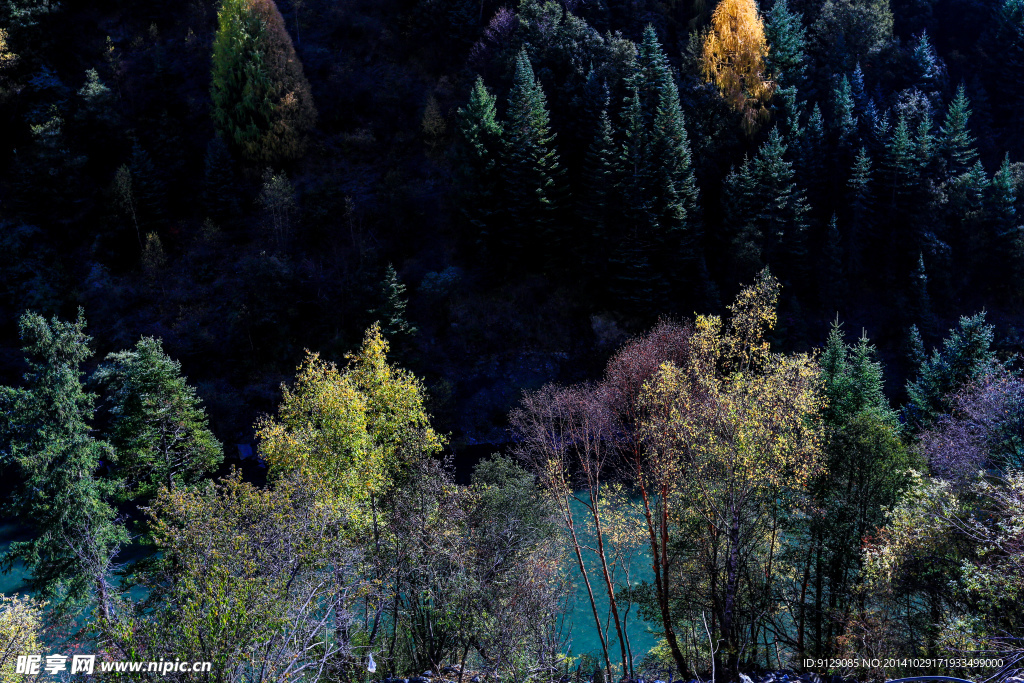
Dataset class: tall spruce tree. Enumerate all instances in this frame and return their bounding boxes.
[0,311,126,617]
[764,0,807,87]
[93,337,223,500]
[754,128,811,284]
[939,84,978,178]
[614,26,703,311]
[904,312,997,429]
[885,116,919,205]
[454,77,503,256]
[804,322,914,657]
[210,0,316,164]
[833,74,856,145]
[579,104,620,280]
[502,48,565,268]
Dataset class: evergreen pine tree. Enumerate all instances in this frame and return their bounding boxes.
[454,76,503,255]
[614,27,704,312]
[884,116,918,208]
[851,62,868,112]
[776,85,805,144]
[93,337,223,499]
[210,0,316,164]
[939,84,978,177]
[910,30,946,99]
[502,48,565,267]
[738,128,811,284]
[799,103,826,204]
[990,155,1024,296]
[764,0,806,87]
[904,312,997,428]
[0,311,126,616]
[915,109,935,176]
[833,75,856,144]
[579,104,620,279]
[372,264,417,338]
[990,154,1019,240]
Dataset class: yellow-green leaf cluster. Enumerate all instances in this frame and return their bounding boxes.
[0,594,44,683]
[257,323,444,529]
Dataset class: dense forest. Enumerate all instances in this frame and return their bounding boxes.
[0,0,1023,680]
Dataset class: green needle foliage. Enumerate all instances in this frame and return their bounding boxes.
[210,0,317,165]
[93,336,223,500]
[0,311,126,613]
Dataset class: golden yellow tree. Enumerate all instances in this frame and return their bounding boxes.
[701,0,774,134]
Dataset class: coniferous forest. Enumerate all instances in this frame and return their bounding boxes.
[1,0,1024,681]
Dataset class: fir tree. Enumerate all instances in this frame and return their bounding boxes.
[764,0,807,87]
[939,84,978,177]
[454,76,503,254]
[210,0,317,164]
[372,264,417,338]
[833,74,856,144]
[915,109,935,176]
[799,103,826,204]
[884,116,918,206]
[0,311,126,617]
[727,128,810,284]
[93,337,223,499]
[615,27,704,310]
[910,30,946,99]
[579,105,620,278]
[850,62,868,112]
[502,48,565,266]
[904,312,997,429]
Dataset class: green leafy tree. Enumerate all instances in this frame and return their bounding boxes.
[0,311,126,619]
[210,0,317,164]
[257,324,443,529]
[93,337,222,500]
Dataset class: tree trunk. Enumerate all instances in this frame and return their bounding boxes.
[590,487,629,680]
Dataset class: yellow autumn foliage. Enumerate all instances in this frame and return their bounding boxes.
[701,0,774,135]
[257,323,444,528]
[0,595,44,683]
